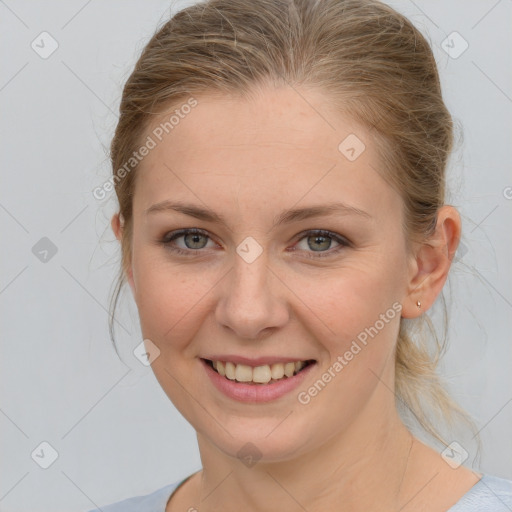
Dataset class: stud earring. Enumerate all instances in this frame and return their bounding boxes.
[416,300,421,309]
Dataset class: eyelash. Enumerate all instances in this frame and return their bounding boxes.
[159,228,350,259]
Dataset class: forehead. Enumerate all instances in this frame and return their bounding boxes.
[132,86,400,224]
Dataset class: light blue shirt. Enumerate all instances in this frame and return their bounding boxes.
[85,473,512,511]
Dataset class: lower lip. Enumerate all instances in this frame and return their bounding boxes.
[201,359,316,403]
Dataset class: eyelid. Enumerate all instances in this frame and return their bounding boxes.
[291,229,351,247]
[162,227,211,243]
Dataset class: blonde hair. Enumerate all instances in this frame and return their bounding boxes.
[109,0,476,445]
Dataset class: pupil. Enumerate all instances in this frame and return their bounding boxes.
[186,233,207,249]
[309,235,330,251]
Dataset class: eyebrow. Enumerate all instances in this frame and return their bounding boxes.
[145,200,371,227]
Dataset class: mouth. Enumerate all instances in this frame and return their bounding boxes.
[201,358,316,385]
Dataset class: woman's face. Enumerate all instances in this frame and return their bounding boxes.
[119,86,416,461]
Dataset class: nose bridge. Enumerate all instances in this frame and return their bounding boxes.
[215,242,288,339]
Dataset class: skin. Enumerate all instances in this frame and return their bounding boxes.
[111,85,479,512]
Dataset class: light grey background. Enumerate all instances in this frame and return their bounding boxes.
[1,1,511,511]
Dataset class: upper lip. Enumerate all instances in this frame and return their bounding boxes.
[201,355,315,366]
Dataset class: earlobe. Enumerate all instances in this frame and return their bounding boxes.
[401,206,461,319]
[401,250,425,319]
[111,213,123,241]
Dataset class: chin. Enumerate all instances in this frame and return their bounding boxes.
[200,414,317,464]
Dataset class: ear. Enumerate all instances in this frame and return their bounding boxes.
[401,205,461,318]
[111,213,136,296]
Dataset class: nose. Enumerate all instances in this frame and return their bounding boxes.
[214,248,290,340]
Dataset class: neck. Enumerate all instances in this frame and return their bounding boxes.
[193,392,417,512]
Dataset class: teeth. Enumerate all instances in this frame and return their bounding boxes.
[225,361,236,380]
[270,363,284,380]
[209,359,310,384]
[253,365,272,384]
[235,364,253,382]
[284,362,295,377]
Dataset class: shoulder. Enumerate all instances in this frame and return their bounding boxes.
[84,481,180,512]
[448,474,512,511]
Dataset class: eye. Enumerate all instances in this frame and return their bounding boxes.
[160,228,217,255]
[291,229,350,258]
[160,228,350,258]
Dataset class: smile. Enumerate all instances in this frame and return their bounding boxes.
[203,358,315,384]
[200,357,317,402]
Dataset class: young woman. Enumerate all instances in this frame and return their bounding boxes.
[87,0,512,510]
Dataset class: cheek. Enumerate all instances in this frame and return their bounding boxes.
[131,250,217,351]
[290,260,402,346]
[292,269,401,425]
[288,260,403,401]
